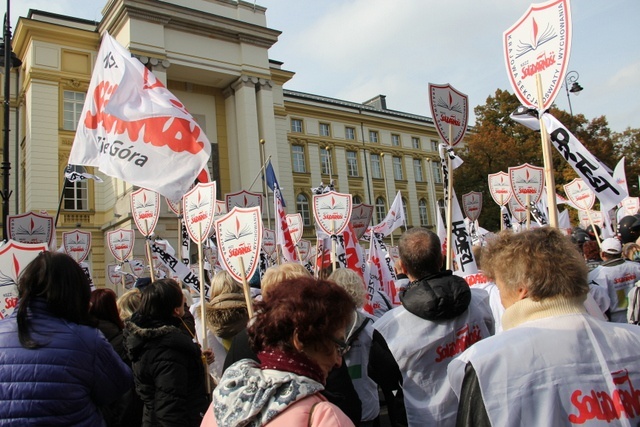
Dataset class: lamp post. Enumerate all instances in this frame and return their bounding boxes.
[564,70,583,117]
[1,0,22,240]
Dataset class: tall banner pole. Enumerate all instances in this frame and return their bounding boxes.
[259,140,272,230]
[536,74,559,228]
[445,125,454,271]
[380,153,394,247]
[143,219,156,282]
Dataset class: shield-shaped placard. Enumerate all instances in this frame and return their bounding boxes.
[298,239,311,262]
[488,172,512,206]
[462,192,483,222]
[286,214,303,244]
[8,212,55,249]
[509,163,544,208]
[215,200,227,217]
[503,0,572,110]
[131,188,160,237]
[183,182,217,244]
[262,228,276,256]
[579,210,604,229]
[509,196,528,224]
[129,258,146,277]
[166,197,182,216]
[429,83,469,147]
[106,229,135,262]
[622,197,640,216]
[0,240,48,319]
[350,204,374,240]
[107,264,121,286]
[563,178,595,211]
[215,207,263,283]
[313,191,353,236]
[225,190,263,212]
[62,230,91,263]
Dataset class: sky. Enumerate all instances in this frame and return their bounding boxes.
[6,0,640,133]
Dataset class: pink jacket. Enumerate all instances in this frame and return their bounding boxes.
[201,393,354,427]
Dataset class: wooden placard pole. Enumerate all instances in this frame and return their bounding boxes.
[445,125,454,271]
[238,257,254,318]
[535,73,558,228]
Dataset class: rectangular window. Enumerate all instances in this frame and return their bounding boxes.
[414,159,424,182]
[391,134,400,146]
[393,156,403,180]
[419,200,429,226]
[369,130,379,143]
[63,90,86,131]
[291,118,303,133]
[292,145,306,173]
[370,154,382,179]
[345,127,356,140]
[412,137,421,149]
[346,151,359,177]
[320,148,331,175]
[431,140,439,151]
[63,166,89,210]
[320,123,331,137]
[432,161,442,184]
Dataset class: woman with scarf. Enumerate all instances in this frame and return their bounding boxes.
[202,276,356,426]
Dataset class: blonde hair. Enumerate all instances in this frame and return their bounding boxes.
[261,263,310,299]
[482,227,588,301]
[328,268,365,308]
[622,243,640,261]
[117,288,142,320]
[209,270,243,299]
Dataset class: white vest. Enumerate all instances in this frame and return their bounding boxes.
[344,320,379,422]
[589,260,640,322]
[449,313,640,426]
[374,289,494,427]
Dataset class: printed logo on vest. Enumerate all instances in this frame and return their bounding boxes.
[435,324,482,363]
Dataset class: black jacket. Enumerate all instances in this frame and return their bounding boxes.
[400,270,472,321]
[124,314,209,427]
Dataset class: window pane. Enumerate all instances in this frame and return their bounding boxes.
[393,157,403,180]
[320,148,331,175]
[369,131,378,143]
[375,197,386,223]
[353,195,362,205]
[320,123,330,137]
[432,162,442,183]
[345,127,355,140]
[63,165,89,211]
[419,199,428,226]
[297,194,311,226]
[412,137,420,149]
[292,146,306,173]
[402,198,408,225]
[291,119,303,133]
[392,134,400,146]
[62,90,86,131]
[370,154,382,179]
[414,159,423,182]
[346,151,358,177]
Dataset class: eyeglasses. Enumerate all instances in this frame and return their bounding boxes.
[329,336,350,356]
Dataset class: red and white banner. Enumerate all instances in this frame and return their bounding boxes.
[503,0,572,110]
[0,241,48,319]
[509,163,544,208]
[131,188,160,237]
[225,190,263,212]
[7,212,55,249]
[106,229,135,262]
[183,182,217,244]
[274,186,297,263]
[429,83,469,147]
[613,157,629,199]
[462,192,483,222]
[215,207,263,284]
[286,214,303,244]
[488,171,512,206]
[373,191,405,237]
[563,178,595,211]
[313,191,352,236]
[62,230,91,263]
[68,32,211,201]
[350,204,373,240]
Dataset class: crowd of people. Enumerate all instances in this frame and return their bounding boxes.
[2,224,640,426]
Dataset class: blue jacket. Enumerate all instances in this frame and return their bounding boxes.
[0,298,133,426]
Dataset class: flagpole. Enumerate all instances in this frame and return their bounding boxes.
[259,140,272,229]
[445,126,454,271]
[54,176,69,228]
[535,73,558,228]
[500,195,504,232]
[526,195,531,230]
[380,153,394,247]
[238,257,254,318]
[248,155,272,191]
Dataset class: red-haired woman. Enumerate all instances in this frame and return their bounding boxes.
[202,276,356,426]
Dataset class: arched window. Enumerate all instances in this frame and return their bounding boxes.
[297,193,311,226]
[419,199,429,226]
[375,197,386,224]
[352,195,362,205]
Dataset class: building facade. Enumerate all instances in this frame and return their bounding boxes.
[2,0,445,290]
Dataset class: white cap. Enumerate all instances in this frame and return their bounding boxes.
[601,238,622,255]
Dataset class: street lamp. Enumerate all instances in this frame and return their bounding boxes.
[0,1,22,240]
[564,70,583,117]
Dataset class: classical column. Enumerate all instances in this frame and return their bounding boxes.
[231,75,261,191]
[404,154,419,227]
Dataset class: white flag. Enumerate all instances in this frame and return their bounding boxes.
[68,32,211,201]
[373,191,405,237]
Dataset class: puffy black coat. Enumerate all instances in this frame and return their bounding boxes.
[400,270,472,321]
[124,314,209,427]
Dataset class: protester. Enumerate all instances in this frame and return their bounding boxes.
[448,227,640,426]
[223,263,362,425]
[124,278,212,427]
[329,268,403,427]
[588,237,640,322]
[374,228,494,427]
[470,245,505,333]
[202,276,356,426]
[118,288,142,320]
[0,252,133,425]
[622,242,640,262]
[581,240,602,271]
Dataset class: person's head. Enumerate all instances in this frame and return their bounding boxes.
[90,288,124,330]
[209,270,243,300]
[582,240,601,262]
[398,227,442,280]
[481,228,588,309]
[117,288,142,320]
[600,237,622,260]
[16,251,92,348]
[260,262,310,300]
[249,276,355,381]
[622,242,640,262]
[138,278,185,321]
[329,268,365,308]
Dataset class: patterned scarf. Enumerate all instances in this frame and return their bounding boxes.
[258,347,325,385]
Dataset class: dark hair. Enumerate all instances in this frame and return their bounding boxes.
[137,278,183,321]
[249,276,354,354]
[90,288,124,330]
[17,251,92,349]
[398,227,442,278]
[582,240,601,262]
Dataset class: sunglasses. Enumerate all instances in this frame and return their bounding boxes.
[329,336,351,356]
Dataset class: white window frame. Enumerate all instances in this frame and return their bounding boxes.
[369,130,379,143]
[346,151,359,177]
[320,148,331,175]
[291,118,303,133]
[432,162,442,184]
[412,137,421,149]
[345,127,356,140]
[391,134,400,146]
[419,199,429,226]
[297,193,311,226]
[64,165,89,211]
[63,90,86,131]
[319,123,331,137]
[370,154,382,179]
[392,156,403,180]
[414,159,424,182]
[292,145,306,173]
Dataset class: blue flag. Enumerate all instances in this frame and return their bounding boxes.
[265,160,285,207]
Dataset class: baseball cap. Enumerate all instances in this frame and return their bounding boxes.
[601,238,622,255]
